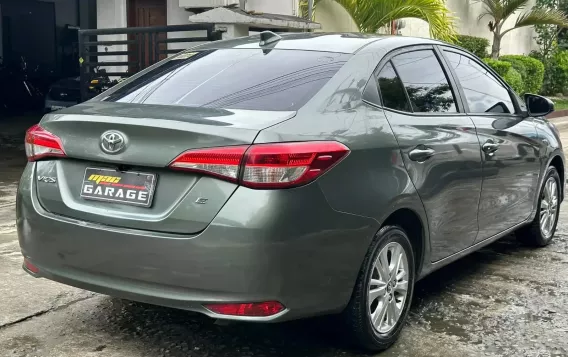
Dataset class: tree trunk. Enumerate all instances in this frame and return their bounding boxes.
[491,32,501,59]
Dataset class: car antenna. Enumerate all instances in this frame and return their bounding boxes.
[259,31,282,46]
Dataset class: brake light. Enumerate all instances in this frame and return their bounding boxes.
[169,141,349,189]
[25,124,66,161]
[204,301,285,317]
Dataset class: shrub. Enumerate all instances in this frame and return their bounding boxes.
[483,59,524,93]
[502,68,524,94]
[483,58,512,77]
[500,55,544,94]
[540,49,568,95]
[456,35,490,58]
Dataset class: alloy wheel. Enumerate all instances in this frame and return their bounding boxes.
[540,177,559,239]
[368,241,409,334]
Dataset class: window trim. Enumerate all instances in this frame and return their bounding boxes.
[363,44,468,117]
[437,46,524,117]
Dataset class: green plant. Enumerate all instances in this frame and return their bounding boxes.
[483,58,512,77]
[456,35,490,58]
[476,0,568,58]
[503,68,524,94]
[500,55,545,93]
[483,58,524,93]
[534,0,568,58]
[300,0,458,42]
[541,49,568,94]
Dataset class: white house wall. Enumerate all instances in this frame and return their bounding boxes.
[245,0,298,16]
[314,0,357,33]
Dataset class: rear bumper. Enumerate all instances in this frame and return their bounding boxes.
[17,164,377,321]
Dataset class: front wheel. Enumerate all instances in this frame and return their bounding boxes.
[342,226,415,351]
[516,166,561,247]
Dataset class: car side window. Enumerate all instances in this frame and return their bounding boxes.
[376,62,411,112]
[443,51,515,114]
[391,50,457,113]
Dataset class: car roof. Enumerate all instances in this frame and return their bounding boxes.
[195,32,392,54]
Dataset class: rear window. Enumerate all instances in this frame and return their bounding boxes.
[103,49,350,111]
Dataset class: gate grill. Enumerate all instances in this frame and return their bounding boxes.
[78,24,222,102]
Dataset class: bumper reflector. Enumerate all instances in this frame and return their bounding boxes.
[205,301,285,317]
[24,258,40,274]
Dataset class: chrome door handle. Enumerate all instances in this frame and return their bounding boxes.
[482,140,500,155]
[409,145,435,162]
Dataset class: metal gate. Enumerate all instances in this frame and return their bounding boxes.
[78,24,222,102]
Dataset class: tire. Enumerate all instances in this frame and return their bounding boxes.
[516,166,561,247]
[342,225,415,352]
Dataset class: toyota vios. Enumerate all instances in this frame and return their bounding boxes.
[18,33,564,351]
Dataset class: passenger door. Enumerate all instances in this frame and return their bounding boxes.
[441,49,541,242]
[372,46,483,261]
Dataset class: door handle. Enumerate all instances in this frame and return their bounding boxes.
[409,145,435,162]
[482,140,500,155]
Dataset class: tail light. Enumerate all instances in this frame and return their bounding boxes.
[204,301,285,317]
[169,141,349,189]
[25,124,66,162]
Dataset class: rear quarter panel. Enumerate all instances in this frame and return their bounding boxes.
[254,47,429,259]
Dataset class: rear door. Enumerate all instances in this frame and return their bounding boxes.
[34,48,350,234]
[441,49,541,242]
[372,46,482,261]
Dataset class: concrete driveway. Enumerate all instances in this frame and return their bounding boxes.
[1,117,568,357]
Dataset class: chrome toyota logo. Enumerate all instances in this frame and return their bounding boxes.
[100,131,127,154]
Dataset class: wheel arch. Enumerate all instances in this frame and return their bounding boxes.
[549,154,565,202]
[381,207,429,279]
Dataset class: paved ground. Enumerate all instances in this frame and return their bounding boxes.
[1,116,568,357]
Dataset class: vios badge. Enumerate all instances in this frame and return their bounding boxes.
[37,176,57,183]
[100,131,127,154]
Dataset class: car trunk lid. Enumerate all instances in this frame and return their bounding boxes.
[34,102,295,234]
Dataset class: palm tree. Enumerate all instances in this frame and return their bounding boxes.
[477,0,568,59]
[299,0,458,43]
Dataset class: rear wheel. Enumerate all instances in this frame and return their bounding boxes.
[342,226,415,351]
[516,166,561,247]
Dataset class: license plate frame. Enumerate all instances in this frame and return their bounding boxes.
[80,167,157,208]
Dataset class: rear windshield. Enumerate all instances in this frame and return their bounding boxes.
[103,49,350,111]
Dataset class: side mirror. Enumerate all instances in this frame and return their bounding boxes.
[525,94,554,117]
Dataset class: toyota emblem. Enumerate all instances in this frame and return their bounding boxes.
[100,131,127,154]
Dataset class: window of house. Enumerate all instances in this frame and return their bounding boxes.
[444,51,515,114]
[391,50,457,113]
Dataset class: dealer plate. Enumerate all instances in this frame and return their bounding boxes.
[80,168,156,207]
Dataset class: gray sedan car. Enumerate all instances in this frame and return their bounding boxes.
[18,33,564,351]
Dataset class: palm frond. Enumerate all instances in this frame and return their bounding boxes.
[299,0,457,42]
[501,0,530,21]
[514,8,568,28]
[475,0,529,22]
[298,0,323,21]
[475,0,503,21]
[333,0,458,42]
